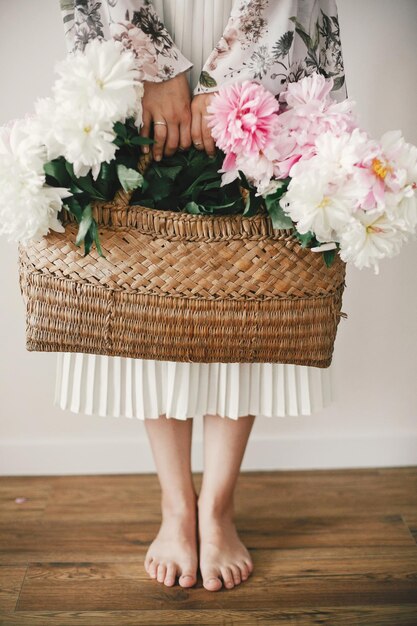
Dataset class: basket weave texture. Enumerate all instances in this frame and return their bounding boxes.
[18,187,347,367]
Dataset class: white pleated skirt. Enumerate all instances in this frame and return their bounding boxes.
[54,0,335,421]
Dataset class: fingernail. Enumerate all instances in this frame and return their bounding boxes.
[155,155,161,161]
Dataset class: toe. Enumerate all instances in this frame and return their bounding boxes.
[179,572,197,588]
[144,555,152,573]
[156,563,167,583]
[148,560,158,579]
[238,561,249,580]
[221,566,235,589]
[230,564,241,585]
[164,563,177,587]
[178,562,197,588]
[202,570,222,591]
[244,559,254,574]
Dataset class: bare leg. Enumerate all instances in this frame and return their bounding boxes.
[143,414,198,588]
[198,413,256,591]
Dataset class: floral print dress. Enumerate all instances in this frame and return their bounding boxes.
[59,0,347,100]
[54,0,346,420]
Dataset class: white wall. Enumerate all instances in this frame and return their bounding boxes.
[0,0,416,475]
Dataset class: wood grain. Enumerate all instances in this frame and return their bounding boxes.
[0,567,27,612]
[0,468,416,624]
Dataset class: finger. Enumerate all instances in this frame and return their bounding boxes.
[179,116,192,151]
[202,112,216,157]
[152,122,167,161]
[191,110,204,151]
[164,122,180,157]
[139,110,152,154]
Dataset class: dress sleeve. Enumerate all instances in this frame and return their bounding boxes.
[193,0,347,103]
[59,0,193,82]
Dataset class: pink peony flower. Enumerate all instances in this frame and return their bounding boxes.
[272,72,358,178]
[205,80,279,156]
[279,71,334,108]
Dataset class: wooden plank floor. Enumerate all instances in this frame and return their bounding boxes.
[0,468,417,625]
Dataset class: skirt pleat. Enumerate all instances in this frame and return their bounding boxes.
[54,353,334,420]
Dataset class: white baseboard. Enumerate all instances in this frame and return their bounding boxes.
[0,432,416,475]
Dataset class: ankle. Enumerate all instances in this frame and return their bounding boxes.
[197,493,235,521]
[161,489,197,518]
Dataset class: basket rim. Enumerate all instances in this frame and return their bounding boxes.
[60,191,297,241]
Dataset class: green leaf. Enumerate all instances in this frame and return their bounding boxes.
[113,136,125,149]
[90,220,106,258]
[94,161,118,199]
[264,195,294,229]
[147,176,174,202]
[157,165,183,181]
[202,180,221,191]
[63,197,83,222]
[184,201,203,214]
[44,159,71,187]
[65,162,106,200]
[75,204,93,247]
[237,169,250,189]
[198,71,217,88]
[295,231,315,247]
[83,230,93,256]
[180,170,220,198]
[113,121,127,138]
[323,248,336,267]
[116,164,144,192]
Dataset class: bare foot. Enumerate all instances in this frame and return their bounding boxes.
[144,493,198,588]
[197,498,254,591]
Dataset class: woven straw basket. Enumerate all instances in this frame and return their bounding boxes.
[18,172,347,367]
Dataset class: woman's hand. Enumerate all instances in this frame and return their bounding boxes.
[191,93,216,157]
[139,72,192,161]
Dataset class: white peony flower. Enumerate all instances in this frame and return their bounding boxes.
[282,164,366,242]
[396,192,417,232]
[32,96,118,181]
[53,39,141,124]
[31,97,67,161]
[51,108,117,180]
[0,120,71,244]
[310,128,377,176]
[379,129,417,188]
[237,151,276,196]
[338,208,409,274]
[383,188,417,234]
[0,115,46,172]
